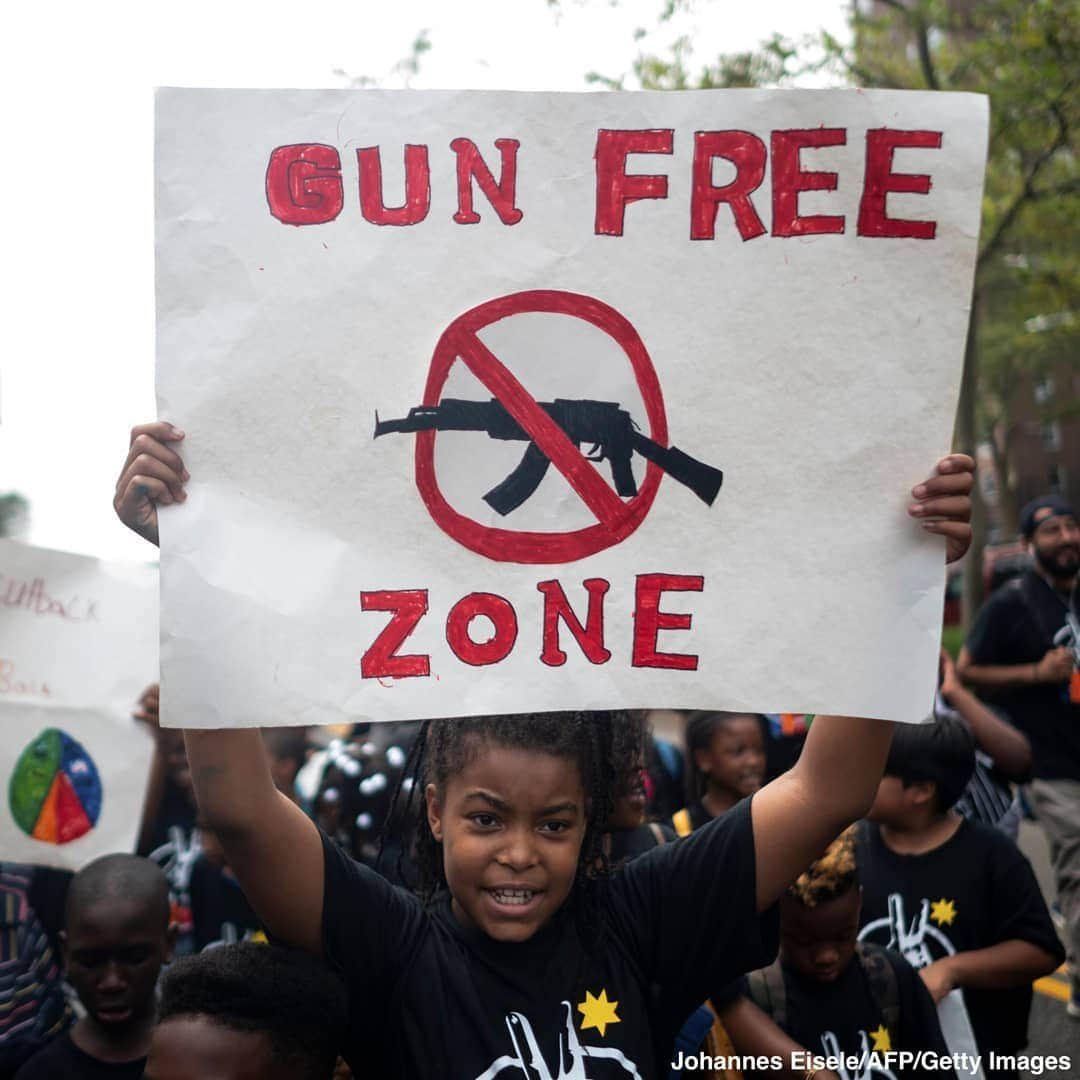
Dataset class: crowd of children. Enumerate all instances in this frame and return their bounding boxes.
[1,433,1073,1079]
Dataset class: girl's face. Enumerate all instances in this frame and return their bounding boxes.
[696,715,765,802]
[426,744,587,943]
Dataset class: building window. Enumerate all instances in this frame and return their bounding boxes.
[1034,376,1055,405]
[1041,420,1062,452]
[1047,463,1066,494]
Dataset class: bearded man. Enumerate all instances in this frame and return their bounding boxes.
[958,494,1080,1017]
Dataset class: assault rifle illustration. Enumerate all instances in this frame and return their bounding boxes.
[374,397,723,516]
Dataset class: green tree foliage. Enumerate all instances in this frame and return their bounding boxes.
[0,492,29,538]
[833,1,1078,619]
[588,0,1079,620]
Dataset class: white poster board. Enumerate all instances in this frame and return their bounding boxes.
[0,540,157,867]
[155,88,987,728]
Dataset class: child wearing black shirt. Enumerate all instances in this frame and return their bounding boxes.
[114,422,976,1079]
[672,711,767,835]
[15,855,174,1080]
[719,827,953,1080]
[855,716,1062,1075]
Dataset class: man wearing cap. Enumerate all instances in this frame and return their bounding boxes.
[958,494,1080,1016]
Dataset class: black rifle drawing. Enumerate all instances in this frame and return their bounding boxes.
[374,397,723,516]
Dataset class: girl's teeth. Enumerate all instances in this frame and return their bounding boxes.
[492,889,533,905]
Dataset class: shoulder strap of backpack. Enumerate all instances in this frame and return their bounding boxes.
[856,942,901,1037]
[1013,573,1065,645]
[672,808,693,838]
[745,959,787,1029]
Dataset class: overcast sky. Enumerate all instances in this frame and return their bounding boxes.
[1,0,849,564]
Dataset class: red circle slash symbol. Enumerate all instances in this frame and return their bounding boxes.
[413,290,668,564]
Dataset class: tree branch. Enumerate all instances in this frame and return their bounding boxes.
[912,16,940,90]
[979,103,1072,266]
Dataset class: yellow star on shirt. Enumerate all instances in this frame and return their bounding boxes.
[930,898,958,926]
[870,1025,892,1053]
[577,989,621,1037]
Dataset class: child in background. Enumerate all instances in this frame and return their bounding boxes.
[640,712,688,821]
[856,716,1062,1075]
[187,822,264,952]
[261,727,310,802]
[603,712,675,866]
[135,684,197,859]
[144,942,346,1080]
[133,684,200,955]
[672,712,767,836]
[15,855,173,1079]
[114,421,975,1079]
[718,828,953,1080]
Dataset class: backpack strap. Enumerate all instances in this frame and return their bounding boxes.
[745,959,787,1029]
[669,1005,717,1079]
[672,808,693,838]
[856,942,901,1038]
[670,1002,741,1080]
[1014,573,1067,647]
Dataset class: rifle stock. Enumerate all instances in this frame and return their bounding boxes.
[631,433,724,506]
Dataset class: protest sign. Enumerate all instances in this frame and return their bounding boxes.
[0,540,157,867]
[155,88,987,728]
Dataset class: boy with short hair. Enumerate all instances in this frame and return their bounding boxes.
[718,828,953,1080]
[855,715,1062,1072]
[143,942,347,1080]
[15,854,173,1079]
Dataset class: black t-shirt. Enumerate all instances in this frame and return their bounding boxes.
[13,1034,145,1080]
[743,948,953,1080]
[605,823,675,868]
[322,796,777,1079]
[855,818,1063,1056]
[138,777,197,858]
[188,856,263,952]
[965,571,1080,781]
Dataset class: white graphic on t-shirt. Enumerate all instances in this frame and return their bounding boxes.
[819,1031,897,1080]
[475,1001,642,1080]
[149,825,203,893]
[858,894,955,969]
[202,921,263,952]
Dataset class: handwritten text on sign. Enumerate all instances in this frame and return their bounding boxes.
[266,129,941,240]
[155,89,987,726]
[0,540,158,715]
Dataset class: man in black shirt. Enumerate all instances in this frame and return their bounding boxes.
[958,494,1080,1014]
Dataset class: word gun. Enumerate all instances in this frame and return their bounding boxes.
[374,397,724,516]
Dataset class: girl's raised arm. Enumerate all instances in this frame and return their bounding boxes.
[751,714,894,910]
[185,729,325,953]
[116,423,325,954]
[751,453,974,911]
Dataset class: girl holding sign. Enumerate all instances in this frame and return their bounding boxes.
[115,422,974,1079]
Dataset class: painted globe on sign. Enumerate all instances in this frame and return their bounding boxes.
[9,728,103,844]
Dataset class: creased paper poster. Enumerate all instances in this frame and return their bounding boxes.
[155,88,987,728]
[0,540,157,867]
